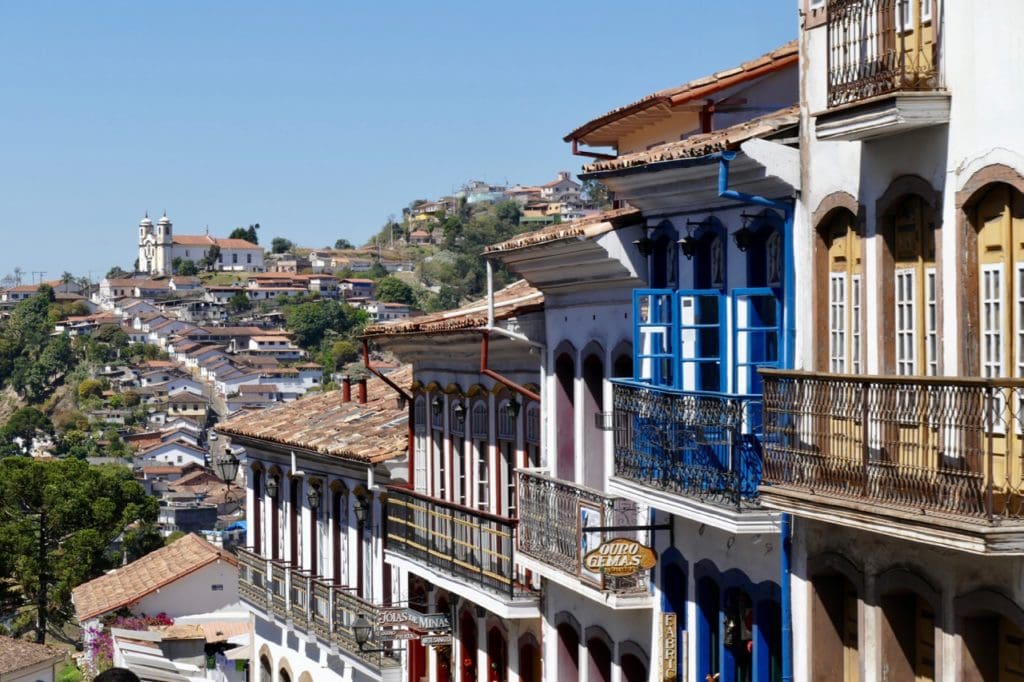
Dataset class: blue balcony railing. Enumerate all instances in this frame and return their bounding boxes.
[610,380,764,509]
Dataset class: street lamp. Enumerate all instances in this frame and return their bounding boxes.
[307,484,321,511]
[431,396,443,417]
[213,452,241,506]
[266,476,280,499]
[504,399,521,418]
[353,613,400,654]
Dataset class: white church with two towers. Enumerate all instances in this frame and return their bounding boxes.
[137,212,264,275]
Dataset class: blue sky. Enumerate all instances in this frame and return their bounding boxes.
[0,1,795,281]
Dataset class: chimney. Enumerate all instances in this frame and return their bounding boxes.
[357,378,368,404]
[341,376,351,403]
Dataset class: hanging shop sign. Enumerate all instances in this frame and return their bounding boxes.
[582,538,657,576]
[375,607,450,631]
[420,634,453,646]
[661,612,678,681]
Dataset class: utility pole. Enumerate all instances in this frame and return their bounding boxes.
[32,271,46,284]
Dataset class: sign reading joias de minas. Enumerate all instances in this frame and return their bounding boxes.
[582,538,657,576]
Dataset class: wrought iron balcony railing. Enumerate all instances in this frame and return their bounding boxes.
[386,486,535,601]
[236,548,399,669]
[827,0,940,108]
[611,380,764,510]
[517,469,649,594]
[760,371,1024,522]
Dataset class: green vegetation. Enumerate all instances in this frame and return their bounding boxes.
[0,457,160,642]
[229,224,260,244]
[271,237,294,254]
[375,276,415,305]
[334,238,353,249]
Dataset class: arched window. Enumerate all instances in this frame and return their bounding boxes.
[413,396,427,493]
[450,399,467,505]
[975,184,1024,380]
[525,402,541,470]
[821,209,863,373]
[497,398,517,515]
[430,394,447,498]
[883,194,938,375]
[471,401,489,510]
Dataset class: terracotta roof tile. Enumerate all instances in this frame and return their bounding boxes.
[0,635,65,674]
[72,533,236,621]
[484,207,642,254]
[218,367,412,463]
[581,105,800,175]
[363,280,542,337]
[565,40,797,146]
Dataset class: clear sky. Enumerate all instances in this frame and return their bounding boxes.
[0,1,796,282]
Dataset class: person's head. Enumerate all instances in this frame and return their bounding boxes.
[94,668,141,682]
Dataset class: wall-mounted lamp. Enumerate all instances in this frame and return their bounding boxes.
[397,394,408,410]
[307,484,321,510]
[266,476,280,499]
[732,213,757,252]
[452,401,466,422]
[353,495,370,526]
[431,396,443,417]
[632,226,655,257]
[504,399,521,418]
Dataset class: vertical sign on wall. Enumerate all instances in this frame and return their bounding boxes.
[662,612,678,681]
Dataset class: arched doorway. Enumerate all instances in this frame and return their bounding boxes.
[697,576,721,679]
[487,626,508,682]
[554,351,576,480]
[880,589,936,681]
[459,610,478,682]
[279,668,292,682]
[435,594,453,682]
[621,652,648,682]
[586,632,613,682]
[259,655,272,682]
[957,589,1024,682]
[557,619,580,680]
[518,634,541,682]
[810,573,859,682]
[581,350,605,489]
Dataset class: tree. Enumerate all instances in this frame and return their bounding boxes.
[283,300,368,349]
[202,245,221,271]
[171,257,183,275]
[105,266,130,280]
[229,291,252,313]
[271,237,294,254]
[177,260,199,276]
[328,340,359,370]
[375,276,415,305]
[0,407,53,455]
[334,238,353,250]
[78,379,103,400]
[230,224,259,244]
[0,458,159,642]
[581,179,612,209]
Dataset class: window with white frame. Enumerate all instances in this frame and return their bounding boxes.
[829,273,847,373]
[525,402,541,469]
[451,401,466,505]
[925,268,938,376]
[895,268,917,376]
[982,264,1004,378]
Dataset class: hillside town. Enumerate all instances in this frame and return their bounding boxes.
[2,1,1024,681]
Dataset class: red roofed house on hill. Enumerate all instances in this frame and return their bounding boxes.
[137,212,264,276]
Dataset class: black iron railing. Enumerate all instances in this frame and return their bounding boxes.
[611,380,764,510]
[827,0,940,108]
[760,370,1024,522]
[516,469,648,594]
[386,486,535,601]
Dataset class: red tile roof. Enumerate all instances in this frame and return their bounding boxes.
[484,207,642,254]
[218,367,412,463]
[566,40,798,147]
[72,533,237,621]
[581,105,800,175]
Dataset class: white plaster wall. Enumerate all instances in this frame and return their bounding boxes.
[798,0,1024,375]
[132,561,238,619]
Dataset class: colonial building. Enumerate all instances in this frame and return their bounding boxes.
[219,368,413,682]
[364,281,546,682]
[137,213,264,275]
[755,1,1024,680]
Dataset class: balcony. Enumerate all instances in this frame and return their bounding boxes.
[236,548,400,674]
[385,487,539,618]
[608,380,777,533]
[816,0,949,140]
[516,469,652,608]
[760,371,1024,553]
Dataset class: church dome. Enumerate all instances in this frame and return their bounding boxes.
[158,214,171,225]
[139,214,153,227]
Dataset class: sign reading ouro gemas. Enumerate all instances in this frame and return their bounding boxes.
[582,538,657,577]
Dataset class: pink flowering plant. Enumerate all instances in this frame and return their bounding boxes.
[83,612,174,677]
